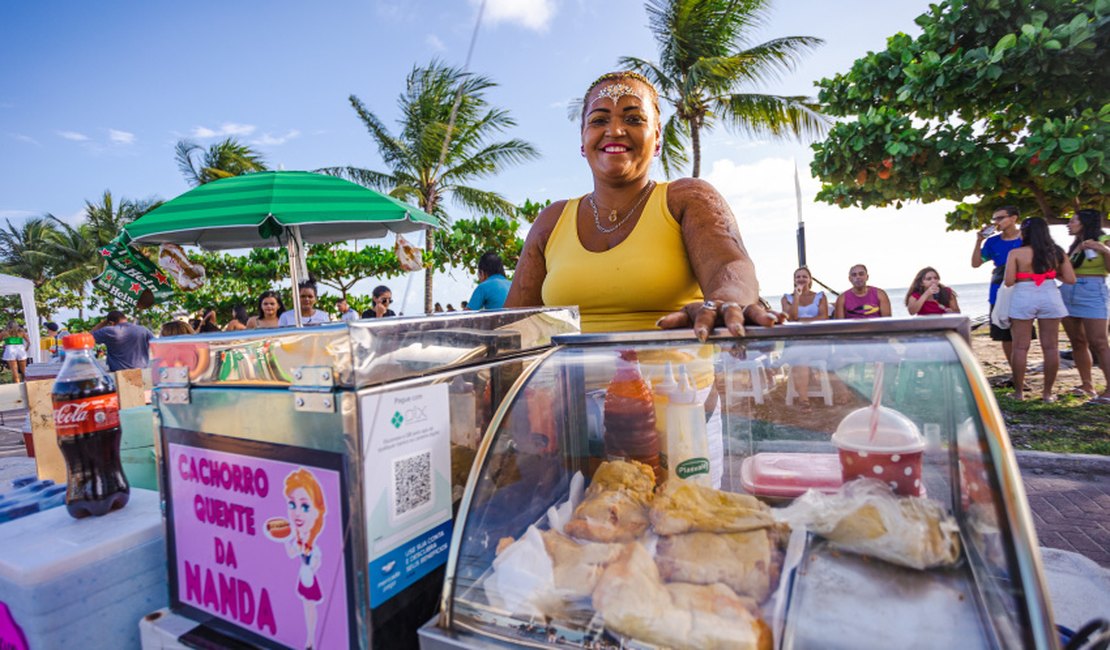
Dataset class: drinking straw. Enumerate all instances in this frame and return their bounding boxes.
[868,363,885,442]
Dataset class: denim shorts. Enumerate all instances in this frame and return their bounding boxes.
[1060,276,1109,319]
[1009,282,1068,320]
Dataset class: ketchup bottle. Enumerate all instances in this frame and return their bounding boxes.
[603,351,661,482]
[52,332,130,518]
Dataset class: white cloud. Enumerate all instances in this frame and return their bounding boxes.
[478,0,556,31]
[425,34,446,51]
[57,130,89,141]
[0,209,39,221]
[9,133,39,145]
[191,122,256,139]
[108,129,135,145]
[251,129,300,146]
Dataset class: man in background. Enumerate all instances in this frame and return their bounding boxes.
[467,251,511,310]
[834,264,892,319]
[91,310,154,370]
[972,205,1030,373]
[336,298,359,323]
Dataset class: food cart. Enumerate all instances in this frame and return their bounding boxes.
[419,316,1063,649]
[147,307,578,650]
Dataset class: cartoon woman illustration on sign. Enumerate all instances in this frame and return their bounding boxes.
[283,468,326,650]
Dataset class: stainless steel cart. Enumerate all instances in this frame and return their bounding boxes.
[149,307,579,650]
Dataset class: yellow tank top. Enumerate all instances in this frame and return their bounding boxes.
[542,182,704,332]
[1074,235,1110,277]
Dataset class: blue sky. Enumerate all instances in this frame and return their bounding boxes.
[2,0,1020,316]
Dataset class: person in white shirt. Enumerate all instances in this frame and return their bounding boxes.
[278,280,333,327]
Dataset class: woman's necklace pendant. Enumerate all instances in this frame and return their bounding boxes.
[608,210,618,223]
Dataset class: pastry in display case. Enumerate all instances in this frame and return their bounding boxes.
[420,317,1058,650]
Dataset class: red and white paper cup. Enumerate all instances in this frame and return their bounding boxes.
[832,406,925,496]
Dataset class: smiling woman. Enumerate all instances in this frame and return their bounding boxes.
[504,71,779,339]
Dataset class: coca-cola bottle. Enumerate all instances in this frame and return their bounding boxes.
[603,351,661,482]
[52,332,129,518]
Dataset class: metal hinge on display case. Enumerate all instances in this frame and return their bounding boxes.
[156,365,191,405]
[290,365,337,413]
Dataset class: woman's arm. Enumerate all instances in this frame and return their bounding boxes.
[906,291,930,315]
[503,201,566,308]
[657,178,775,338]
[780,295,797,321]
[1003,250,1018,286]
[1058,254,1077,284]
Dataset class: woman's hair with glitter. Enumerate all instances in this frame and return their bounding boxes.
[581,71,660,127]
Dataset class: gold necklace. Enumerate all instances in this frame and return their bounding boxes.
[588,182,655,234]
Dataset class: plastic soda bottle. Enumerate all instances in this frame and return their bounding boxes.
[52,332,130,518]
[603,351,661,481]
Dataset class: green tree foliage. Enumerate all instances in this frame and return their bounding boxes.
[306,242,403,300]
[175,138,269,187]
[619,0,828,177]
[320,60,539,313]
[810,0,1109,229]
[432,217,524,275]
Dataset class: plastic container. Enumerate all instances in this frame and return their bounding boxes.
[739,452,843,498]
[0,488,167,649]
[832,406,925,496]
[663,365,710,486]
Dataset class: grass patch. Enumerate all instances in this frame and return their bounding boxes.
[994,388,1110,455]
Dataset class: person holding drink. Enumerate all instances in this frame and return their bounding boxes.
[780,267,828,409]
[905,267,960,315]
[972,206,1027,372]
[1060,209,1110,403]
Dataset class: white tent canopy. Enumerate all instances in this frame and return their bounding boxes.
[0,274,40,363]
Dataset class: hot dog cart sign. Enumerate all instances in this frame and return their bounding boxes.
[164,429,354,649]
[361,384,452,606]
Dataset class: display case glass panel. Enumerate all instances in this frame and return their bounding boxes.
[436,320,1051,650]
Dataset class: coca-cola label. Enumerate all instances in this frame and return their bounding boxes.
[54,393,120,437]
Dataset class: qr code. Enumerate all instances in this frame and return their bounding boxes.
[391,450,432,519]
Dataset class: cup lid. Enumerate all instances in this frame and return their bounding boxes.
[832,406,924,453]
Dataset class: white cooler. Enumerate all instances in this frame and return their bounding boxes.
[0,488,167,649]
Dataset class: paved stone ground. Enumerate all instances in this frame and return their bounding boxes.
[1018,452,1110,568]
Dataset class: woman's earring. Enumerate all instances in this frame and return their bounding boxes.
[654,145,661,157]
[580,146,586,157]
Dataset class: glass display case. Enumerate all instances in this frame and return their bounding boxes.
[421,316,1057,650]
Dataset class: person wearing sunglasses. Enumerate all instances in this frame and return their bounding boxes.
[362,285,396,318]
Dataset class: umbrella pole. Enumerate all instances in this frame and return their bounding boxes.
[286,227,304,327]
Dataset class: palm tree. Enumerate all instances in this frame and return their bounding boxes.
[619,0,829,177]
[321,61,538,313]
[46,218,102,319]
[0,216,61,288]
[84,190,161,246]
[175,137,268,186]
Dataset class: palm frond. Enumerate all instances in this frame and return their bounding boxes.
[174,140,204,186]
[316,166,399,192]
[349,95,408,165]
[447,185,518,218]
[716,93,830,141]
[442,139,540,181]
[659,114,691,178]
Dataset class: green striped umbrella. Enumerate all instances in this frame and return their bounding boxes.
[123,171,440,326]
[124,170,440,249]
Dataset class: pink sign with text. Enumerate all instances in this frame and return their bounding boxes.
[167,440,351,649]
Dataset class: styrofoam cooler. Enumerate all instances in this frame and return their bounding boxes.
[0,489,167,649]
